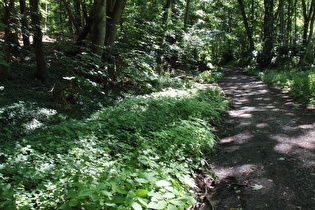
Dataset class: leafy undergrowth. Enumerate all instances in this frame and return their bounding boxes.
[0,73,228,209]
[244,67,315,106]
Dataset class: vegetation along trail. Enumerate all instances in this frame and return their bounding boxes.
[206,69,315,209]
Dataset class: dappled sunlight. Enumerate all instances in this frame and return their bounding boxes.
[214,164,261,180]
[210,69,315,209]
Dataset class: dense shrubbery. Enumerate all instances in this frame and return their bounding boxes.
[0,74,228,209]
[244,67,315,106]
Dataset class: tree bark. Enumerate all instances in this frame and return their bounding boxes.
[4,0,20,48]
[105,0,127,46]
[30,0,48,83]
[238,0,255,52]
[62,0,81,35]
[258,0,274,68]
[19,0,31,47]
[299,0,315,67]
[91,0,107,56]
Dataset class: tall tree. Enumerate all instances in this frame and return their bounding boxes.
[19,0,31,47]
[105,0,127,46]
[300,0,315,67]
[30,0,48,83]
[91,0,107,56]
[62,0,81,35]
[258,0,274,68]
[237,0,254,54]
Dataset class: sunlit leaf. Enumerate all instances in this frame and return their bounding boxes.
[167,204,178,210]
[135,189,149,197]
[156,180,171,187]
[252,184,263,190]
[131,202,142,210]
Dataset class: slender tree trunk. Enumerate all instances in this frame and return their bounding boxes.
[30,0,48,83]
[105,0,127,46]
[302,0,311,46]
[238,0,255,53]
[104,0,127,80]
[91,0,107,56]
[73,0,82,28]
[19,0,31,47]
[4,0,20,48]
[76,1,100,42]
[300,0,315,67]
[258,0,274,68]
[81,0,88,25]
[62,0,81,35]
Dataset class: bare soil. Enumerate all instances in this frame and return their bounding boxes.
[196,69,315,209]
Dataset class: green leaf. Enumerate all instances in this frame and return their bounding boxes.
[148,192,164,200]
[113,195,125,204]
[135,178,149,183]
[69,199,79,207]
[135,189,149,197]
[91,194,99,201]
[252,184,263,190]
[147,201,158,209]
[156,201,168,209]
[137,197,148,206]
[169,199,185,206]
[101,190,112,198]
[156,180,171,187]
[131,202,143,210]
[0,22,7,28]
[125,195,134,205]
[163,192,175,199]
[167,204,178,210]
[78,189,95,197]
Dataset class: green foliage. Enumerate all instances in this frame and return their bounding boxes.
[248,68,315,105]
[0,84,228,209]
[197,69,224,84]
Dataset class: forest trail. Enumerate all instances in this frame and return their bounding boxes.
[204,69,315,209]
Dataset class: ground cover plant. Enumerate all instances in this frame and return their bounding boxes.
[244,67,315,106]
[0,72,228,209]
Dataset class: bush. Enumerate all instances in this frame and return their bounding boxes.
[258,69,315,105]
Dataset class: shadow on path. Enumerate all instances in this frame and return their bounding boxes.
[205,69,315,209]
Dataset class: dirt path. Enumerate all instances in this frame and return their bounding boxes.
[201,69,315,209]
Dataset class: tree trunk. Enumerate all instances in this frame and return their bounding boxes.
[62,0,81,35]
[91,0,107,56]
[4,0,20,48]
[30,0,48,83]
[299,0,315,67]
[73,0,82,28]
[76,1,100,42]
[258,0,274,68]
[238,0,255,53]
[19,0,31,47]
[302,0,311,46]
[105,0,127,46]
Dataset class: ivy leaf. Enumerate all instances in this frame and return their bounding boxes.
[252,184,263,190]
